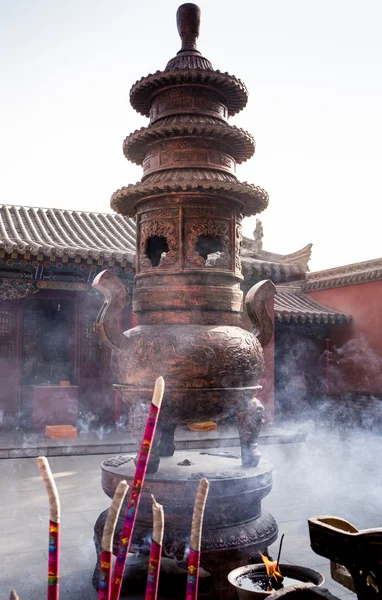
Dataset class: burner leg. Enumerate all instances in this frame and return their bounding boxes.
[236,396,265,468]
[158,421,176,457]
[129,402,162,474]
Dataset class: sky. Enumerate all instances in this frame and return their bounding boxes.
[1,0,381,272]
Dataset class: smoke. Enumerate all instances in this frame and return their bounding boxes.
[274,329,382,434]
[269,327,382,543]
[330,334,382,394]
[264,425,382,532]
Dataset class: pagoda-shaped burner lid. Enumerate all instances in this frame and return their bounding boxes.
[130,4,248,117]
[165,3,213,71]
[112,3,269,219]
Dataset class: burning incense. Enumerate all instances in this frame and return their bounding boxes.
[186,478,210,600]
[9,591,19,600]
[260,553,283,590]
[145,496,164,600]
[99,480,129,600]
[111,376,165,600]
[37,456,60,600]
[276,533,285,572]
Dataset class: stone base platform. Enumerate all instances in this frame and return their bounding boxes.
[93,450,278,600]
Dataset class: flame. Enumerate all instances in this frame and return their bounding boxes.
[260,553,283,581]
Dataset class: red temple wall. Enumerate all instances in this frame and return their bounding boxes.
[306,280,382,395]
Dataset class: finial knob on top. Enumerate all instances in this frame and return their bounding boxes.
[177,3,201,53]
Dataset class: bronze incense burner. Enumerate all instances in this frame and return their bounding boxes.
[93,5,279,598]
[94,2,276,475]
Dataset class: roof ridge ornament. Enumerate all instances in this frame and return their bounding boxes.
[176,3,201,54]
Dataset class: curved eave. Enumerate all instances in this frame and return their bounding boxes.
[123,122,255,165]
[242,257,306,284]
[130,69,248,117]
[305,258,382,290]
[111,179,269,218]
[274,292,352,326]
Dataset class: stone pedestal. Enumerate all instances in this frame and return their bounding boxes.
[93,450,278,599]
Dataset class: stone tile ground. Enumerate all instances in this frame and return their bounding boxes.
[0,428,380,599]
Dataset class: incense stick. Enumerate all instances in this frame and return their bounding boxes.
[9,591,19,600]
[276,534,285,571]
[37,456,60,600]
[111,376,165,600]
[145,496,164,600]
[99,480,129,600]
[186,478,210,600]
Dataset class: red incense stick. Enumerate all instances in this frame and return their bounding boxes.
[145,496,164,600]
[186,478,210,600]
[99,480,129,600]
[111,376,165,600]
[37,457,61,600]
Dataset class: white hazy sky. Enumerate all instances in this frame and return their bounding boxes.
[1,0,381,272]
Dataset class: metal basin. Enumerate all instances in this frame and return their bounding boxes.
[228,563,324,600]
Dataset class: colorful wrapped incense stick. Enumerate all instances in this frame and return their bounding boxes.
[99,480,129,600]
[145,496,164,600]
[37,456,61,600]
[186,478,210,600]
[111,376,165,600]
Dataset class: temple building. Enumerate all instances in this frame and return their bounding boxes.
[0,202,366,432]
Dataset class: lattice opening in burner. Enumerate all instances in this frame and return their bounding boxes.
[195,234,223,260]
[145,235,169,267]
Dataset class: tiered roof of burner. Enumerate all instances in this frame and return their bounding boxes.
[111,3,269,218]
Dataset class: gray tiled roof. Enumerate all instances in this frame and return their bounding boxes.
[275,291,351,325]
[0,205,136,262]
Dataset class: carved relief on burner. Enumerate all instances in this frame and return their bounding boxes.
[139,208,178,222]
[118,324,264,392]
[220,154,235,170]
[235,215,243,275]
[143,137,236,177]
[138,218,179,272]
[149,86,228,123]
[195,91,228,120]
[185,217,231,270]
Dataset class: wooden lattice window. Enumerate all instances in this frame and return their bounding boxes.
[82,314,102,364]
[0,309,17,360]
[22,300,74,384]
